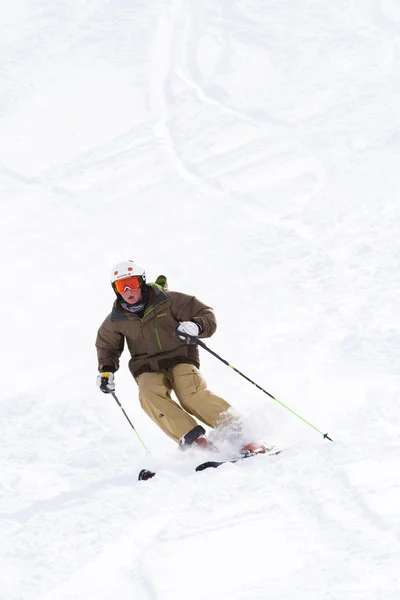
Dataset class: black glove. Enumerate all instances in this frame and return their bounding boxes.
[96,371,115,394]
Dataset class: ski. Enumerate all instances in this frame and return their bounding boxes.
[195,446,282,472]
[138,446,282,481]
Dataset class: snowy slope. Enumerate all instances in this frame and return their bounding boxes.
[1,1,400,598]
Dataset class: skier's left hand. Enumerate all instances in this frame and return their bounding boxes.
[175,321,200,344]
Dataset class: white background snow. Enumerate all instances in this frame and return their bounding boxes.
[1,0,400,598]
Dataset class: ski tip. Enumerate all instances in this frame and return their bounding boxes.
[138,469,156,481]
[195,461,222,472]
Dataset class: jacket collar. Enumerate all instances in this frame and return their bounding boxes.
[111,284,168,322]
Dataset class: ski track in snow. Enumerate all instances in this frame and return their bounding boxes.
[3,442,399,599]
[1,0,400,598]
[135,447,400,599]
[159,0,326,204]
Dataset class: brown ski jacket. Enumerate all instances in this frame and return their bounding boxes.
[96,284,217,378]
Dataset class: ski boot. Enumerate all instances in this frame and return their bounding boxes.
[240,441,275,457]
[178,425,218,452]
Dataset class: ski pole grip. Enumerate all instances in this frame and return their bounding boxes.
[174,329,200,344]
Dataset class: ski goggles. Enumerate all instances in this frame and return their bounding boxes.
[114,276,142,294]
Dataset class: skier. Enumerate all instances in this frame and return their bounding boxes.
[96,260,264,452]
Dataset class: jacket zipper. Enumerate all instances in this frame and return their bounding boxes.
[154,323,162,350]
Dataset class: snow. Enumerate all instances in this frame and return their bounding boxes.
[1,0,400,598]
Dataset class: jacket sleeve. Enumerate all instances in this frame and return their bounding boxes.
[170,291,217,338]
[96,315,125,372]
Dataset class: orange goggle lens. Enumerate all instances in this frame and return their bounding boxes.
[114,276,142,294]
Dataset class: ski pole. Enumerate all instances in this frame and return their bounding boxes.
[111,391,149,451]
[182,334,333,442]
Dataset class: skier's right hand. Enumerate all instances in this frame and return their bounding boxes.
[96,372,115,394]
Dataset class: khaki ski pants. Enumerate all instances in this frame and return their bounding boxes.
[136,363,232,442]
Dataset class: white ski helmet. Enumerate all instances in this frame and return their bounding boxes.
[110,260,146,288]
